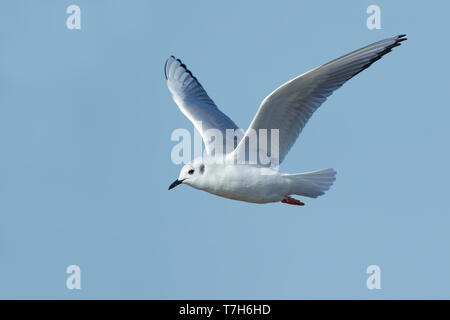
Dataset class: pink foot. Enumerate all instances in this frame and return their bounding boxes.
[281,196,305,206]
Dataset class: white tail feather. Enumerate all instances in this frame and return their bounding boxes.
[283,168,336,198]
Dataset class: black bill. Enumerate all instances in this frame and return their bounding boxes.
[168,179,183,190]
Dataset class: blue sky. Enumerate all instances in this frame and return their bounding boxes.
[0,0,449,299]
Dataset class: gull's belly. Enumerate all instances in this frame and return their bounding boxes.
[203,165,289,203]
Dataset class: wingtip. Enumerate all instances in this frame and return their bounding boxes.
[392,35,407,50]
[164,55,176,80]
[164,56,199,83]
[174,57,198,82]
[396,34,408,43]
[346,34,407,80]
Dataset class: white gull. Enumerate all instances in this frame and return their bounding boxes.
[166,35,406,206]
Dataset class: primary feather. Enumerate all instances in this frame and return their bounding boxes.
[229,35,407,165]
[165,56,243,155]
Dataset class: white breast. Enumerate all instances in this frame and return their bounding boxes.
[198,164,289,203]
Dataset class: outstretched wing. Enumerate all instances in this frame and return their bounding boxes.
[165,56,243,155]
[228,35,407,166]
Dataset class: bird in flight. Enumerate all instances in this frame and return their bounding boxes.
[166,35,406,206]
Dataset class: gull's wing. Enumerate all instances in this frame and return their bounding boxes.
[228,35,407,166]
[165,56,243,155]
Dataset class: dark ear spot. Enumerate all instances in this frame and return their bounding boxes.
[199,164,205,174]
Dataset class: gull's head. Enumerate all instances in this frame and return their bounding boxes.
[168,159,207,190]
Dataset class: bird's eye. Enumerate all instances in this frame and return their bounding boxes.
[188,169,194,175]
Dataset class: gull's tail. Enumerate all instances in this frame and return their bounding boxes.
[282,168,336,198]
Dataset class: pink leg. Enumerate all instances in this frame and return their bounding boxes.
[281,196,305,206]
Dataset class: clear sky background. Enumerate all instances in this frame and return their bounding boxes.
[0,0,448,299]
